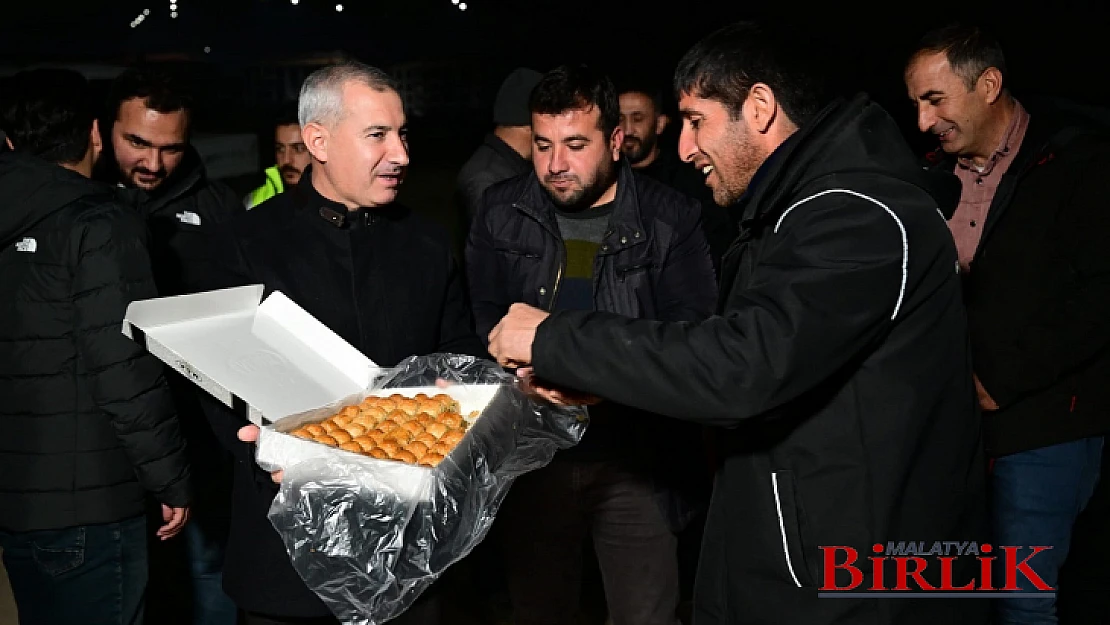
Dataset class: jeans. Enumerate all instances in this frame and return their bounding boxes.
[0,515,147,625]
[499,458,681,625]
[992,436,1104,624]
[182,512,237,625]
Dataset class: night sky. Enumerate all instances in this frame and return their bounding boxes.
[3,0,1107,142]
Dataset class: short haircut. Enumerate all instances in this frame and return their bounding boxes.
[298,61,399,128]
[275,101,301,128]
[529,64,620,137]
[673,21,823,125]
[911,23,1008,91]
[616,79,666,116]
[1,68,95,164]
[108,66,192,127]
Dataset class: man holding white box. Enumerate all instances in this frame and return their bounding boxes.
[204,61,483,625]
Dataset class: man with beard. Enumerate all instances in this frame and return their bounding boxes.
[618,83,736,278]
[99,65,242,625]
[215,61,483,625]
[485,22,988,625]
[466,64,717,625]
[244,105,311,209]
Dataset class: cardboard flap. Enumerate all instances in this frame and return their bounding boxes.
[123,285,380,422]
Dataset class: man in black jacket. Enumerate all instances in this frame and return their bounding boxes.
[456,67,543,227]
[906,23,1110,624]
[0,68,191,625]
[97,66,243,625]
[467,64,717,625]
[486,23,988,625]
[617,81,737,276]
[216,61,484,625]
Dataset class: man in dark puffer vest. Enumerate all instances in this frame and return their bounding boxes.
[0,69,192,625]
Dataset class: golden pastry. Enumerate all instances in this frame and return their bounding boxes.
[414,393,431,402]
[378,440,400,457]
[354,436,376,452]
[401,420,424,435]
[368,430,390,444]
[333,414,354,427]
[414,431,438,446]
[305,424,326,437]
[375,419,400,434]
[345,423,367,438]
[393,450,418,464]
[320,420,340,433]
[439,429,465,446]
[425,422,448,439]
[419,452,444,467]
[397,398,420,415]
[289,428,313,439]
[375,398,396,411]
[433,394,460,412]
[352,414,378,430]
[339,441,362,453]
[438,412,463,429]
[388,393,406,403]
[368,447,388,460]
[315,435,338,447]
[359,406,386,421]
[415,413,435,426]
[430,441,452,456]
[331,430,353,444]
[406,441,429,459]
[388,409,414,423]
[387,429,413,446]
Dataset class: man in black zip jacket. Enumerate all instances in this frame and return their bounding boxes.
[0,68,191,625]
[208,61,483,625]
[486,22,989,625]
[906,23,1110,624]
[467,65,717,625]
[96,66,243,625]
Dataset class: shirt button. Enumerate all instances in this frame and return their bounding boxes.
[539,287,547,296]
[975,178,983,185]
[601,245,609,252]
[970,220,977,227]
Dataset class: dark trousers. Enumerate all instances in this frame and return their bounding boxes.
[0,515,147,625]
[500,457,681,625]
[991,436,1104,624]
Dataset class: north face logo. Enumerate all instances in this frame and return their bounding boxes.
[15,237,36,253]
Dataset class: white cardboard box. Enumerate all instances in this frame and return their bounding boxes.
[122,285,507,501]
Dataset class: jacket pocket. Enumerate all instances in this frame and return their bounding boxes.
[494,243,542,259]
[770,470,815,588]
[31,526,86,577]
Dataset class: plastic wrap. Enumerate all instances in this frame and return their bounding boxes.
[258,353,588,624]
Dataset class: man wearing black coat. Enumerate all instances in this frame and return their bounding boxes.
[212,61,483,625]
[97,66,244,625]
[467,65,717,625]
[0,68,191,625]
[487,23,988,625]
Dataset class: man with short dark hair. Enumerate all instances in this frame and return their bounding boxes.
[906,23,1110,625]
[618,81,736,276]
[486,22,988,625]
[244,104,310,209]
[467,64,717,625]
[0,68,191,625]
[100,65,242,625]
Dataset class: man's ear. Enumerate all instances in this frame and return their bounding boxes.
[610,126,625,161]
[743,83,778,134]
[655,113,669,136]
[89,119,103,162]
[303,122,329,163]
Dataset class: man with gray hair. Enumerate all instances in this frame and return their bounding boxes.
[202,60,483,625]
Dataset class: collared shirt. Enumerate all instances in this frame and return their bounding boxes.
[951,100,1031,271]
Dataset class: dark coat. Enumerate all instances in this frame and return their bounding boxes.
[0,152,191,532]
[528,95,989,625]
[455,132,532,225]
[926,98,1110,456]
[202,170,484,617]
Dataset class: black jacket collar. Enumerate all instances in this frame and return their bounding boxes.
[292,165,407,230]
[483,133,531,174]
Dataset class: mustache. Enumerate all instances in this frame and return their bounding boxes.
[544,174,579,185]
[279,165,302,176]
[132,167,166,178]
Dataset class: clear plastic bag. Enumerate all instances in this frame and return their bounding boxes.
[262,353,588,624]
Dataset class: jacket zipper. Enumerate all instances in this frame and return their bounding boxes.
[771,472,804,588]
[548,244,565,312]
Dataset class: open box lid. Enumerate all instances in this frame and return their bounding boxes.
[122,285,382,425]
